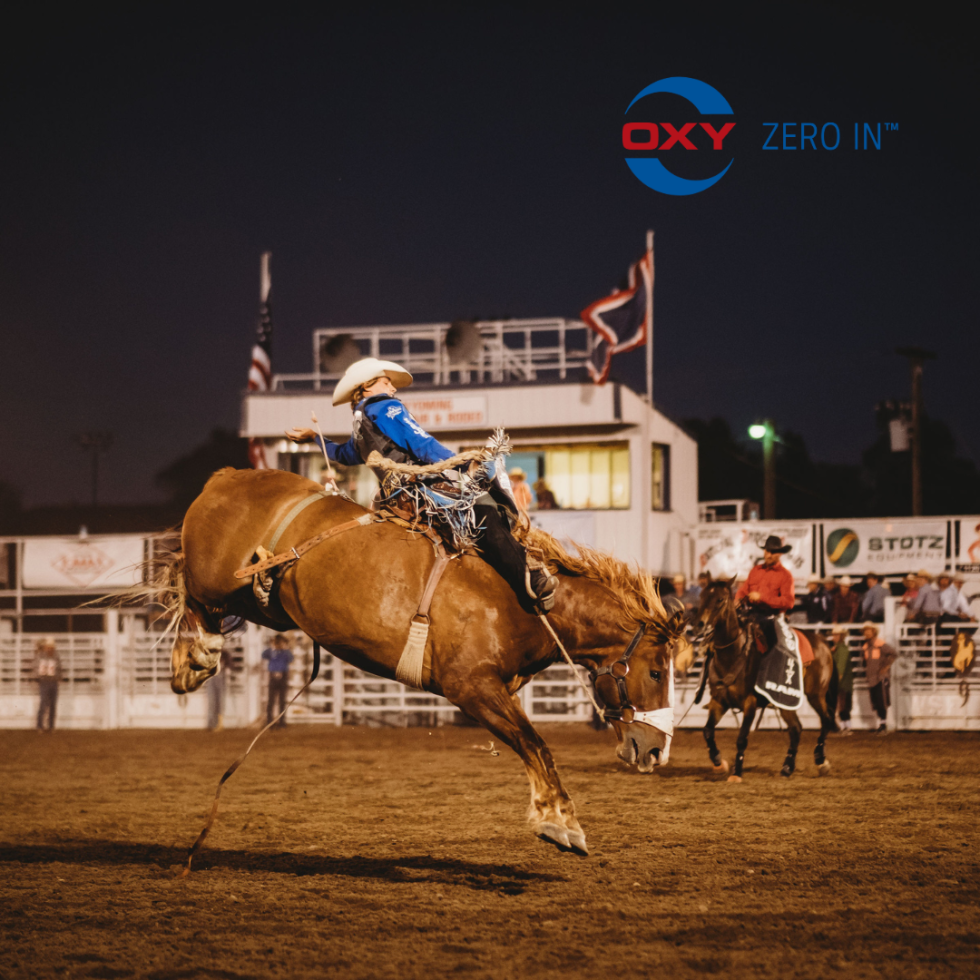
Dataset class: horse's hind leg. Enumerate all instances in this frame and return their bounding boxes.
[703,699,729,775]
[779,710,803,777]
[729,695,759,783]
[808,693,833,775]
[449,679,587,856]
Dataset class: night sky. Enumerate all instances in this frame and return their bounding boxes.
[1,4,976,507]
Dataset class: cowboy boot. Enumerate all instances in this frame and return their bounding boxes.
[527,565,558,614]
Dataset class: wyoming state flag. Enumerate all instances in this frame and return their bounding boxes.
[581,250,652,384]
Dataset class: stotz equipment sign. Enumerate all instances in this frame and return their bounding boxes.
[824,521,947,574]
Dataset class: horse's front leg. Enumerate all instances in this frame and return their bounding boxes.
[449,678,587,856]
[779,709,803,777]
[729,694,758,783]
[703,698,729,775]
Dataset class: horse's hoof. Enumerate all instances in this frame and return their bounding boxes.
[780,766,794,778]
[536,822,572,852]
[817,761,831,776]
[565,830,589,857]
[713,760,730,775]
[726,774,742,783]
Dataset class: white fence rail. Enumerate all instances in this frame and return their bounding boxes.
[2,614,976,731]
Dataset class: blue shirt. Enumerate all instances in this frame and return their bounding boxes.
[859,583,888,619]
[262,648,294,673]
[316,396,455,467]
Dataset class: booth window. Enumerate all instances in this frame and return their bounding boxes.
[502,442,630,510]
[651,443,671,511]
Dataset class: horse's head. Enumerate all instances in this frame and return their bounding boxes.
[171,627,224,694]
[598,613,685,774]
[695,578,736,640]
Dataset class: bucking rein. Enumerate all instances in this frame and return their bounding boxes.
[179,442,607,877]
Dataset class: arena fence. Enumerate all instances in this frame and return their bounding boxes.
[0,613,594,730]
[2,574,976,730]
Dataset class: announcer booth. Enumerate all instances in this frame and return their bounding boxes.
[241,318,699,577]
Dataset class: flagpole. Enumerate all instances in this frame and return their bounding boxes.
[645,229,654,405]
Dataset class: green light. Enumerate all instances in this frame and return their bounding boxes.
[748,424,767,440]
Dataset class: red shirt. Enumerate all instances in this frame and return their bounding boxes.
[735,562,796,611]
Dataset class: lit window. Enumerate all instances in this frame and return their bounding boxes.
[500,443,630,510]
[651,443,671,511]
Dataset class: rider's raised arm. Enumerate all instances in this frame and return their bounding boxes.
[368,400,454,465]
[313,434,362,467]
[286,426,363,466]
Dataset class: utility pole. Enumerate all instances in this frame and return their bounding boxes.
[748,420,777,520]
[75,432,114,508]
[895,347,936,516]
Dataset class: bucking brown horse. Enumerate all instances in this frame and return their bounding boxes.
[694,580,838,782]
[150,467,684,856]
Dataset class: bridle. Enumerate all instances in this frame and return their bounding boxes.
[588,624,648,722]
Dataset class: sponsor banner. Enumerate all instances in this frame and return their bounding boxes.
[23,537,145,589]
[823,520,946,575]
[696,524,812,586]
[401,395,487,430]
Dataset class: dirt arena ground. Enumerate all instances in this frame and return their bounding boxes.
[1,724,978,980]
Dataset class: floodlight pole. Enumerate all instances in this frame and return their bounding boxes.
[896,346,936,516]
[75,432,114,508]
[762,421,776,521]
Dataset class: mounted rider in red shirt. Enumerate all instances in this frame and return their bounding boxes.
[735,535,796,653]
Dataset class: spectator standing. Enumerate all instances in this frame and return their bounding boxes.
[859,573,889,623]
[508,468,533,513]
[262,634,294,727]
[830,575,861,623]
[206,648,234,731]
[802,574,830,623]
[34,637,62,731]
[936,572,974,621]
[533,479,558,510]
[909,570,941,624]
[830,627,854,734]
[862,622,896,734]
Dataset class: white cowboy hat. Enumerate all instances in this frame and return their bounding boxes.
[838,575,853,586]
[806,574,822,585]
[332,357,413,406]
[508,467,526,479]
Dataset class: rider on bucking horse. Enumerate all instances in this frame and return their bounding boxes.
[735,534,796,654]
[285,356,559,614]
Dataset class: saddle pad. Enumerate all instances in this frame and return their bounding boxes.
[755,618,805,711]
[793,629,815,666]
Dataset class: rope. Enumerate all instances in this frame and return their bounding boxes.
[537,614,605,722]
[179,641,323,878]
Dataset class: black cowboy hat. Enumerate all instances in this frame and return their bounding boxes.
[760,534,792,554]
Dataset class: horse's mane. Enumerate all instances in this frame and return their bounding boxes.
[522,526,682,639]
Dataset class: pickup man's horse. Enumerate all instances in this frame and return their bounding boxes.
[694,580,838,782]
[150,467,684,855]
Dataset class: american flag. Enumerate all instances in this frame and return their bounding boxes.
[581,247,652,385]
[248,252,273,469]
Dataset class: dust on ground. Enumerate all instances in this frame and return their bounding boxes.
[1,724,978,979]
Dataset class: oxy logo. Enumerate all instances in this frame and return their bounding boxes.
[623,77,735,196]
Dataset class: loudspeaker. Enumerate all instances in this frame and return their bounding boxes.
[320,334,361,374]
[444,320,483,365]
